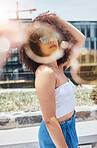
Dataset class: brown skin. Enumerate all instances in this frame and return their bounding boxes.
[35,16,86,148]
[35,64,69,148]
[38,34,59,57]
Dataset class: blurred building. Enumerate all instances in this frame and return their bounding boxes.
[0,19,97,82]
[70,21,97,81]
[0,19,33,81]
[71,21,97,50]
[70,21,97,64]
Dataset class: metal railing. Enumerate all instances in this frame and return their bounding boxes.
[0,72,35,81]
[0,71,97,82]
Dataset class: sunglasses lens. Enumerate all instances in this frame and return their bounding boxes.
[52,33,59,40]
[40,33,59,43]
[56,33,59,40]
[40,37,48,43]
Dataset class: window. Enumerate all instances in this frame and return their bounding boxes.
[85,41,89,48]
[7,53,19,65]
[87,28,90,37]
[12,56,18,62]
[81,55,86,63]
[96,41,97,50]
[12,48,18,54]
[2,68,6,73]
[75,25,80,30]
[8,69,13,72]
[89,55,94,63]
[81,28,85,35]
[94,27,97,37]
[8,57,12,62]
[91,41,94,49]
[90,25,95,37]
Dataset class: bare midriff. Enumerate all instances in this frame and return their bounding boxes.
[57,109,75,123]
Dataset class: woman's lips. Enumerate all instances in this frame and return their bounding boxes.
[49,44,57,49]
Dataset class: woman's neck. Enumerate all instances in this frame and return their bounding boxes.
[44,61,64,72]
[45,61,58,67]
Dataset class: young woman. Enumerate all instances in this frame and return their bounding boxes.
[18,13,86,148]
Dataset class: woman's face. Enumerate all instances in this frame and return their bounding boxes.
[38,32,59,57]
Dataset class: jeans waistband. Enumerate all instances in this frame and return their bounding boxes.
[59,110,76,126]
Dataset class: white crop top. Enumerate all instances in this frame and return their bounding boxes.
[55,79,76,118]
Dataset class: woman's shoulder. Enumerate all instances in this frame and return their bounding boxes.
[35,65,56,87]
[35,65,54,76]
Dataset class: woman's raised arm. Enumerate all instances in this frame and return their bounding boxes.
[57,16,86,48]
[57,16,86,69]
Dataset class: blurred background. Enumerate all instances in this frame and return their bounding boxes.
[0,1,97,147]
[0,0,97,88]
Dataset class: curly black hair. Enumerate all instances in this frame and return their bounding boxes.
[18,13,77,73]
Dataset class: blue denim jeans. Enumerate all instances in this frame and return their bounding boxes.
[38,111,78,148]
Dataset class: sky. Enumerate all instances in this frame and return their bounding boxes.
[0,0,97,21]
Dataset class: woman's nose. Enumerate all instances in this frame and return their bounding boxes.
[49,38,55,43]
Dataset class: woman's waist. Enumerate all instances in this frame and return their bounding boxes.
[57,109,75,123]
